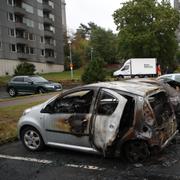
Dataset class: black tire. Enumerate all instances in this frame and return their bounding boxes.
[37,87,46,94]
[117,75,124,80]
[123,140,150,163]
[8,87,17,97]
[21,126,45,151]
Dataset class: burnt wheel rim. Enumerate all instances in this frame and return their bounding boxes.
[24,130,40,150]
[125,141,150,162]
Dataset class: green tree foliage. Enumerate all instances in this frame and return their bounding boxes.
[14,62,36,75]
[113,0,180,70]
[82,58,106,84]
[90,26,118,64]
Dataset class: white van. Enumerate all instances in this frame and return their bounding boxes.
[113,58,157,78]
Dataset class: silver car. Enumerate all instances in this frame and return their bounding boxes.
[18,81,178,162]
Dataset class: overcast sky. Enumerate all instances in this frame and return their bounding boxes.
[65,0,174,33]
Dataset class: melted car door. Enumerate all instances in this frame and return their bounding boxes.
[92,88,127,152]
[44,89,95,147]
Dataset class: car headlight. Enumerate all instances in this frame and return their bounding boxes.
[22,108,32,116]
[44,84,55,88]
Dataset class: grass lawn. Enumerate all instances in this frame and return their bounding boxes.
[0,100,44,143]
[41,68,84,82]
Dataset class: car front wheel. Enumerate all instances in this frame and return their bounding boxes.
[8,87,17,97]
[21,127,44,151]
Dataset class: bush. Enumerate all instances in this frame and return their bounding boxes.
[14,62,36,76]
[82,58,106,84]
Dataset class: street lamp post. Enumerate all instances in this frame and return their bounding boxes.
[68,40,73,79]
[91,47,93,61]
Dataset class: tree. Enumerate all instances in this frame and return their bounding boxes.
[90,26,118,64]
[113,0,180,70]
[82,58,106,84]
[14,62,36,75]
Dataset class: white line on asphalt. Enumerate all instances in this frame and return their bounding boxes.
[0,154,53,164]
[65,163,105,171]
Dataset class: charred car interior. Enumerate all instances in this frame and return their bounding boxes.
[18,81,178,163]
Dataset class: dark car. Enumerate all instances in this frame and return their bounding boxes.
[7,76,62,97]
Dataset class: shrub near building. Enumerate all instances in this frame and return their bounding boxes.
[14,62,36,76]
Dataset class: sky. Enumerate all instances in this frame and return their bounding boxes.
[65,0,174,33]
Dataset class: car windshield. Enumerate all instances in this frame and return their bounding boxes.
[30,76,48,83]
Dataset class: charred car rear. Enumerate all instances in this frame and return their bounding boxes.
[18,81,178,162]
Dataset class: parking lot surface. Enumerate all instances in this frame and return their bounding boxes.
[1,139,180,180]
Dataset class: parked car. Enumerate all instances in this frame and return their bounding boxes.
[157,73,180,90]
[7,75,62,97]
[18,81,178,162]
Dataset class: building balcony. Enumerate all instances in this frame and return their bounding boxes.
[43,3,52,12]
[14,6,26,16]
[45,43,54,49]
[45,57,55,63]
[43,17,53,25]
[17,53,30,60]
[15,22,27,30]
[16,37,28,44]
[44,30,54,37]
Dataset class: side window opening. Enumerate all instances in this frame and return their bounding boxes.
[149,91,172,126]
[53,90,94,114]
[118,94,135,136]
[121,65,129,71]
[97,91,118,115]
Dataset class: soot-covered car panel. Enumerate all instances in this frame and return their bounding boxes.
[18,81,178,162]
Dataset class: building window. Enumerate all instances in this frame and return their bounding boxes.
[8,28,16,37]
[48,1,54,8]
[9,44,17,52]
[30,47,34,54]
[22,3,34,14]
[8,12,15,22]
[29,33,35,40]
[37,9,43,17]
[40,36,44,43]
[37,0,42,3]
[26,47,29,54]
[41,49,45,56]
[38,23,44,30]
[54,40,56,46]
[49,26,55,33]
[7,0,14,6]
[49,14,55,21]
[0,42,2,49]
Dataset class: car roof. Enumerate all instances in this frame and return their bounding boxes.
[84,80,162,97]
[158,73,180,78]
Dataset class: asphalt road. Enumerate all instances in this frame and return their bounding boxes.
[1,139,180,180]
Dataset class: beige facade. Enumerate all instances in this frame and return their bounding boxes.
[0,59,64,76]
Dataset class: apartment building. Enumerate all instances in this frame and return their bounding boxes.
[0,0,65,75]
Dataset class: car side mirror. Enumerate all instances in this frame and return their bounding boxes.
[41,104,54,114]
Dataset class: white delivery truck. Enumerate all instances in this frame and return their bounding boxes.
[113,58,157,78]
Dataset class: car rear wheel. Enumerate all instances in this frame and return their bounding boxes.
[21,127,44,151]
[8,87,17,97]
[37,87,46,94]
[123,140,150,163]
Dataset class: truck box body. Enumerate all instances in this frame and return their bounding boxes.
[113,58,157,77]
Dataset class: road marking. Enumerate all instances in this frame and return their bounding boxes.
[0,154,53,164]
[65,163,105,171]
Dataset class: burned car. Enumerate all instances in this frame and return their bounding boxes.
[18,81,178,162]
